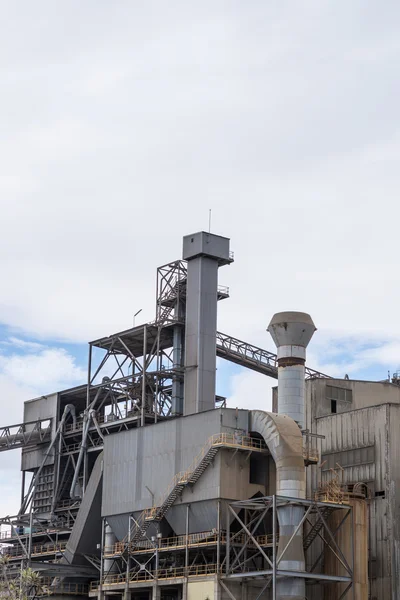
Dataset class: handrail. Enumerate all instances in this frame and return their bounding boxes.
[144,433,267,521]
[122,433,268,545]
[91,563,221,589]
[41,581,89,596]
[105,531,279,557]
[2,541,67,560]
[0,526,69,542]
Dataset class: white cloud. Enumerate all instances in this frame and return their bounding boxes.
[0,348,86,391]
[0,350,86,517]
[227,369,274,412]
[0,2,399,343]
[1,337,45,351]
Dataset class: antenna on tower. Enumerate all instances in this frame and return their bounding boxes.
[208,209,212,233]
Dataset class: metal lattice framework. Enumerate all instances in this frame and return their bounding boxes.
[0,419,51,453]
[223,496,354,600]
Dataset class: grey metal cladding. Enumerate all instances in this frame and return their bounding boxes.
[63,451,103,565]
[101,408,248,518]
[182,231,230,263]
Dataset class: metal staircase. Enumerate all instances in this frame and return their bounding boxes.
[303,506,335,551]
[128,433,267,546]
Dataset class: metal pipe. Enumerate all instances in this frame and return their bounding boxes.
[266,311,316,600]
[268,311,316,430]
[70,408,102,499]
[272,494,276,600]
[99,517,105,598]
[185,504,190,570]
[87,344,92,409]
[216,500,221,572]
[28,509,33,559]
[226,503,230,575]
[20,471,25,509]
[125,515,132,596]
[70,413,90,499]
[141,325,147,427]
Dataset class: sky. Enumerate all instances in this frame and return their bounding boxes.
[0,1,399,518]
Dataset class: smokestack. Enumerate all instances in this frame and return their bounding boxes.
[268,311,316,429]
[182,232,232,415]
[267,311,316,600]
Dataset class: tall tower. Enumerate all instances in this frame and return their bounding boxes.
[182,231,232,415]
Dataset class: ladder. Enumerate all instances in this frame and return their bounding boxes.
[303,506,335,551]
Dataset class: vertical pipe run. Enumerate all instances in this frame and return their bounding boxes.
[216,500,221,573]
[268,312,316,430]
[28,509,33,559]
[141,326,147,427]
[87,344,92,409]
[126,516,132,593]
[20,471,25,510]
[98,518,106,600]
[272,495,277,600]
[185,505,190,571]
[268,312,316,600]
[226,505,230,575]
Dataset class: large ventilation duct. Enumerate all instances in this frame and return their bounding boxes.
[250,410,306,600]
[268,311,316,430]
[182,232,232,415]
[266,311,316,600]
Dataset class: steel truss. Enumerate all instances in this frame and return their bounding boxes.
[223,495,355,600]
[0,419,51,453]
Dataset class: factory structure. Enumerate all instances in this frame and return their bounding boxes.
[0,231,399,600]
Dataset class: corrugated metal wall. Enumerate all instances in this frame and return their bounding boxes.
[305,378,400,600]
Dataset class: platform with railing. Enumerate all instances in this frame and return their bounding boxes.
[104,531,278,557]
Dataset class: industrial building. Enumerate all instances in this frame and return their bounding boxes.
[0,231,397,600]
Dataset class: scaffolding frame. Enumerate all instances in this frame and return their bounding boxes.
[223,495,355,600]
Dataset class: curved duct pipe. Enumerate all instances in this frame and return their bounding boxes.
[256,311,315,600]
[250,410,306,600]
[19,404,76,515]
[70,409,103,499]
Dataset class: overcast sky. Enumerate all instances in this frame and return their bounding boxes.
[0,1,399,517]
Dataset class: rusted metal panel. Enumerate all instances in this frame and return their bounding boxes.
[324,498,368,600]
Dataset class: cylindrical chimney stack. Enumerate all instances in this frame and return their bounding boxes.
[267,311,316,600]
[268,311,316,429]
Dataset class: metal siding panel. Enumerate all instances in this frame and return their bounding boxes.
[102,408,243,518]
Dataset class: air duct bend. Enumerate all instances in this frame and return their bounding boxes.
[250,410,306,600]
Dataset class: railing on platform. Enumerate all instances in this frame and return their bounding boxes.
[2,542,67,560]
[142,433,267,522]
[91,563,221,590]
[105,531,279,557]
[41,580,89,596]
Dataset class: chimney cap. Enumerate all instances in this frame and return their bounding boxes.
[267,311,316,349]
